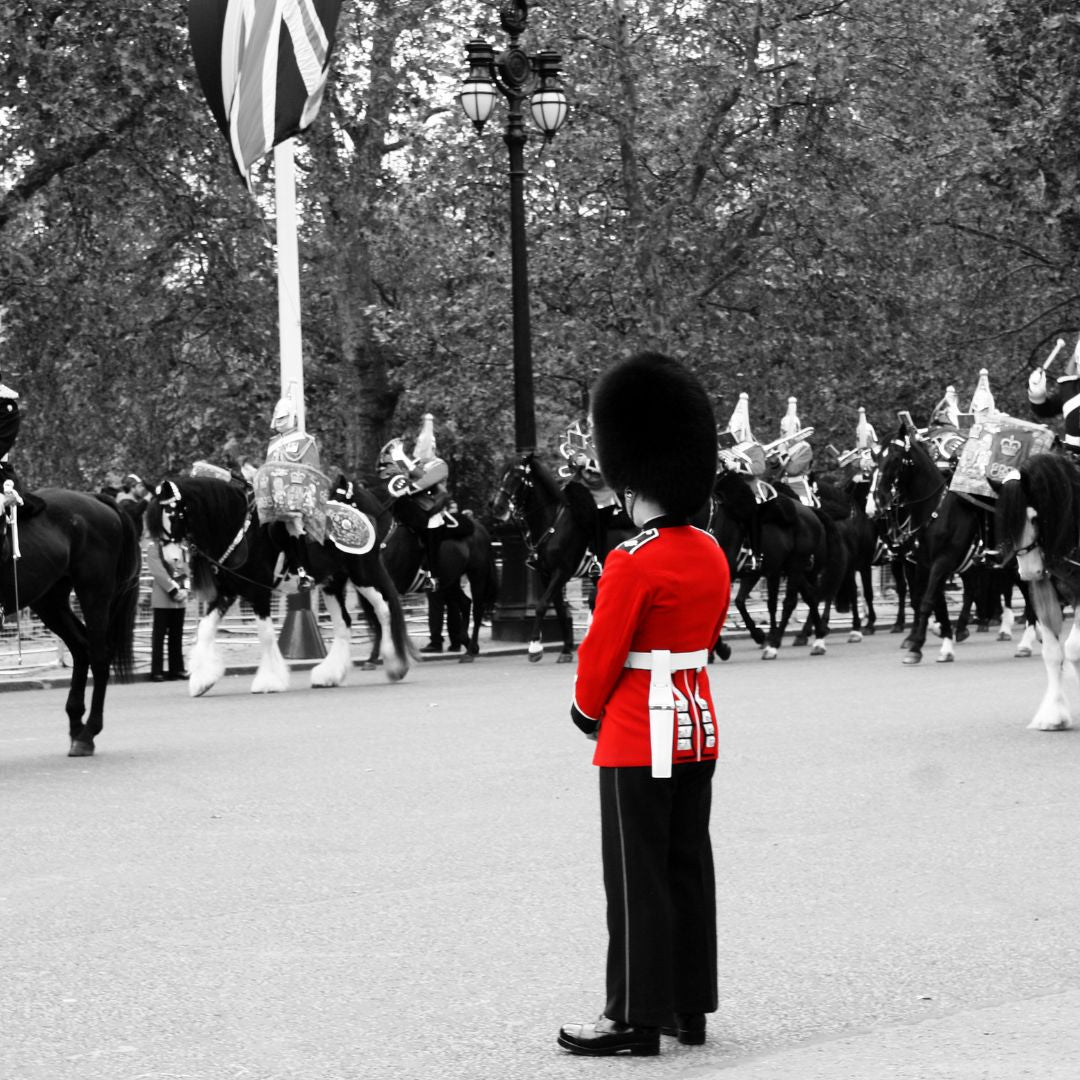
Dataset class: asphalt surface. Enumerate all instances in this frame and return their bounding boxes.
[2,627,1079,1080]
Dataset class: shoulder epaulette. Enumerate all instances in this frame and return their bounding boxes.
[617,527,659,554]
[691,525,720,547]
[0,385,19,400]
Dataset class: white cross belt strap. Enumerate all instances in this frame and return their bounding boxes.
[625,649,708,779]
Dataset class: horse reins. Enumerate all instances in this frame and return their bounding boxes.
[497,460,569,566]
[156,482,268,591]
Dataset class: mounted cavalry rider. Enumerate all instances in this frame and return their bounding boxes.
[558,419,633,565]
[1029,333,1080,456]
[377,413,470,591]
[253,389,331,591]
[0,372,45,519]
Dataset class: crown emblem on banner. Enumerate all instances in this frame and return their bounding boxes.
[999,435,1022,457]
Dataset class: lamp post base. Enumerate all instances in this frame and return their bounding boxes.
[490,527,566,643]
[279,589,327,659]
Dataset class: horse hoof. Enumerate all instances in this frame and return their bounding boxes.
[716,642,732,662]
[458,653,476,664]
[936,653,955,663]
[864,625,876,635]
[811,642,827,656]
[466,642,480,656]
[902,651,922,665]
[68,740,95,758]
[792,637,808,648]
[361,661,378,672]
[762,647,778,660]
[848,631,863,644]
[996,631,1011,642]
[1015,647,1032,658]
[556,652,574,664]
[955,628,970,643]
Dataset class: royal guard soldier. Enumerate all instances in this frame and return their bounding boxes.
[0,371,44,518]
[253,389,331,590]
[557,351,731,1058]
[1029,334,1080,456]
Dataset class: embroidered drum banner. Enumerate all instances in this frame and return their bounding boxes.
[949,415,1055,499]
[254,461,331,542]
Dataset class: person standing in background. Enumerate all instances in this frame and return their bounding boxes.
[143,532,190,682]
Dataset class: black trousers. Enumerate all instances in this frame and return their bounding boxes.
[151,608,186,677]
[600,760,718,1028]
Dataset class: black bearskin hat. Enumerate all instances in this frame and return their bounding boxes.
[590,351,717,517]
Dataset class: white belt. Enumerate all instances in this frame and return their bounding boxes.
[625,649,708,670]
[625,649,708,779]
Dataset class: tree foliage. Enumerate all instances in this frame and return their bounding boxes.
[1,0,1078,502]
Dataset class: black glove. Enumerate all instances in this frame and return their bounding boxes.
[570,703,599,739]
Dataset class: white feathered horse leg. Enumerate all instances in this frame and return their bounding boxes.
[1028,579,1071,731]
[250,614,290,693]
[187,607,227,698]
[311,590,352,687]
[359,584,408,681]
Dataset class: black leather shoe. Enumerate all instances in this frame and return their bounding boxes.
[660,1012,706,1045]
[150,674,166,683]
[557,1016,659,1056]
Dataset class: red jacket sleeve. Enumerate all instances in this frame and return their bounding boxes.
[571,548,650,725]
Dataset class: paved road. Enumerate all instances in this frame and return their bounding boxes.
[2,628,1079,1080]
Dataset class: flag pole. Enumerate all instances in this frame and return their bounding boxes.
[274,138,305,432]
[272,137,324,660]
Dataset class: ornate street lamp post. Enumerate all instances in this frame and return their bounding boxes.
[459,1,569,453]
[460,1,569,644]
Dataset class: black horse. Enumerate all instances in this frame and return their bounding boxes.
[1,490,140,756]
[489,452,635,662]
[732,480,848,659]
[996,451,1080,730]
[868,422,1001,664]
[360,513,498,664]
[146,475,413,695]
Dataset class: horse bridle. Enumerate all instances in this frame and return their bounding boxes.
[155,480,259,580]
[871,440,947,552]
[494,458,569,566]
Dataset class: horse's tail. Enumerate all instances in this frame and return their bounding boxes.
[814,509,849,607]
[109,504,141,682]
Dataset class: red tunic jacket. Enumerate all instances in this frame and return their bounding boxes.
[571,521,731,768]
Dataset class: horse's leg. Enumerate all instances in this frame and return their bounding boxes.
[356,593,381,670]
[811,597,832,656]
[1015,583,1038,658]
[735,573,765,647]
[1027,579,1070,730]
[310,588,352,687]
[357,584,409,681]
[903,556,955,664]
[761,574,785,660]
[527,571,566,662]
[860,562,876,636]
[250,613,290,693]
[33,592,94,755]
[188,606,229,697]
[954,574,974,644]
[552,585,576,664]
[891,558,908,632]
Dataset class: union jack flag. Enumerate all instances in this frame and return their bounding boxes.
[189,0,344,183]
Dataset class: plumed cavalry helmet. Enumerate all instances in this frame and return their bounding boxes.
[590,351,717,518]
